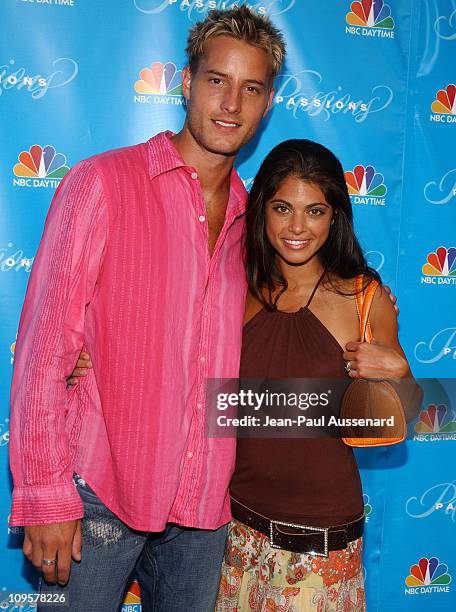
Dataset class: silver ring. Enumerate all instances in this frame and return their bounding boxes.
[42,559,56,566]
[345,361,352,372]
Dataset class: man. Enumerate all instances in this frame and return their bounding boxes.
[9,7,285,611]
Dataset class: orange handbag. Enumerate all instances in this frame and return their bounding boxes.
[340,275,407,447]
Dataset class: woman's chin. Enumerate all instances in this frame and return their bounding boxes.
[276,249,316,267]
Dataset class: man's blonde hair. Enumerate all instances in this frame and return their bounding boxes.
[186,6,286,81]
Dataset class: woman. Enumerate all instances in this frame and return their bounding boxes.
[71,140,420,611]
[213,139,420,611]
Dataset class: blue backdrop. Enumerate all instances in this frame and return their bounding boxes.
[1,1,455,610]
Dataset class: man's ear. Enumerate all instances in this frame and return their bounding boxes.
[263,87,275,118]
[181,66,192,101]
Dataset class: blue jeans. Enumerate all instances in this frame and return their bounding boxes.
[39,479,228,611]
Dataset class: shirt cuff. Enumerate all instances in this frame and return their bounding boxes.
[10,482,84,526]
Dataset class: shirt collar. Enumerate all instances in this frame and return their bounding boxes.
[228,168,248,215]
[147,131,186,179]
[147,130,248,213]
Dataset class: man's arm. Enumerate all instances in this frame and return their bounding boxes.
[9,159,108,527]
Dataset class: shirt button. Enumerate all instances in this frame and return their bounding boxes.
[200,356,205,363]
[187,451,193,458]
[199,215,206,222]
[197,402,202,409]
[191,172,198,179]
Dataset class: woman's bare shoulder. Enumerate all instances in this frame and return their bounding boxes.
[322,274,356,300]
[244,291,265,325]
[324,273,382,299]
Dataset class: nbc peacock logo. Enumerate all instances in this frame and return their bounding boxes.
[421,247,456,285]
[363,494,372,522]
[122,580,141,611]
[344,165,387,205]
[430,84,456,124]
[415,404,456,435]
[134,61,184,106]
[405,557,452,595]
[345,0,395,39]
[13,145,70,189]
[10,337,16,365]
[7,512,23,536]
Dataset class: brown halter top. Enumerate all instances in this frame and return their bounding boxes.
[229,274,364,526]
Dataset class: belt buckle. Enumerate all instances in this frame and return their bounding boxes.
[269,520,329,558]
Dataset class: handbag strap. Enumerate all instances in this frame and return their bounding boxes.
[354,275,380,343]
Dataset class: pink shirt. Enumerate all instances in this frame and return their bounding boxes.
[9,131,248,530]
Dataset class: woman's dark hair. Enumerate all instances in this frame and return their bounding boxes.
[245,139,380,308]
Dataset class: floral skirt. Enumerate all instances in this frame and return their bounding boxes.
[215,520,366,612]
